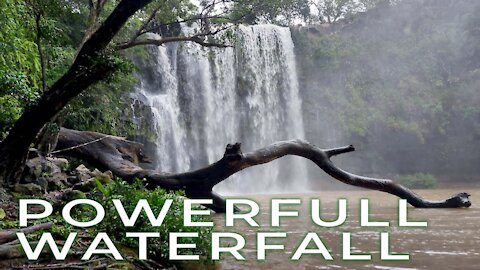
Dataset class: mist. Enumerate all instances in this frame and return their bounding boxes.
[294,0,480,189]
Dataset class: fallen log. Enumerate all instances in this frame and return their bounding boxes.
[55,128,471,212]
[0,222,54,245]
[12,258,109,270]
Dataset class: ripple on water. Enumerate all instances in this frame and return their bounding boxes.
[370,265,418,270]
[424,250,470,255]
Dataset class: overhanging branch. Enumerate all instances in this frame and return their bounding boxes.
[55,128,472,212]
[117,24,234,50]
[116,36,232,50]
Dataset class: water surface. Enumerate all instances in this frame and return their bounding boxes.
[214,188,480,270]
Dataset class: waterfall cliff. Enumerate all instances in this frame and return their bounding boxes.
[132,25,308,194]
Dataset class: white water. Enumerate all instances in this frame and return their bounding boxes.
[133,25,309,194]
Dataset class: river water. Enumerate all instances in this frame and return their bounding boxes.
[214,188,480,270]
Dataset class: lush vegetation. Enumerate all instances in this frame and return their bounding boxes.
[230,0,311,25]
[1,0,477,183]
[87,179,213,261]
[0,0,41,139]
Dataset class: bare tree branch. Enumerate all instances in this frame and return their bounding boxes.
[325,144,355,157]
[0,222,54,245]
[117,25,234,50]
[116,35,232,49]
[128,5,163,43]
[119,0,247,51]
[139,14,230,35]
[55,128,472,213]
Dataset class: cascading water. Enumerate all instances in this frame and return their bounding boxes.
[132,42,190,173]
[132,25,309,194]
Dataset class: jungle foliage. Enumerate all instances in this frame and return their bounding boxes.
[0,0,41,139]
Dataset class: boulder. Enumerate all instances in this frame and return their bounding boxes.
[24,157,63,182]
[47,173,69,191]
[50,157,69,171]
[35,177,49,192]
[75,164,92,182]
[61,189,86,201]
[14,183,43,196]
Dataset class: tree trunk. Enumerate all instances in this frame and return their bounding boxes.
[0,0,153,187]
[54,128,472,212]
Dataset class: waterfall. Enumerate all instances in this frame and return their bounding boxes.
[132,25,309,194]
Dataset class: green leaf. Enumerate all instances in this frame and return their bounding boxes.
[0,208,6,220]
[94,178,109,197]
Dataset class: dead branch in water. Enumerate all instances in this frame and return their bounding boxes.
[56,128,471,212]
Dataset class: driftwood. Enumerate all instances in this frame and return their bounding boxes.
[55,128,471,212]
[12,259,109,270]
[0,222,54,261]
[0,222,54,245]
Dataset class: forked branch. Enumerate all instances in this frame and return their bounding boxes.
[55,128,472,212]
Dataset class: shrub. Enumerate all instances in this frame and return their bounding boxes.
[397,173,438,189]
[74,179,213,263]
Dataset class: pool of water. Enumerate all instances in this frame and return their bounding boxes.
[214,188,480,270]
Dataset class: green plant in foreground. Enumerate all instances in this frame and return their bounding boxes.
[75,179,213,262]
[0,179,213,264]
[397,173,438,189]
